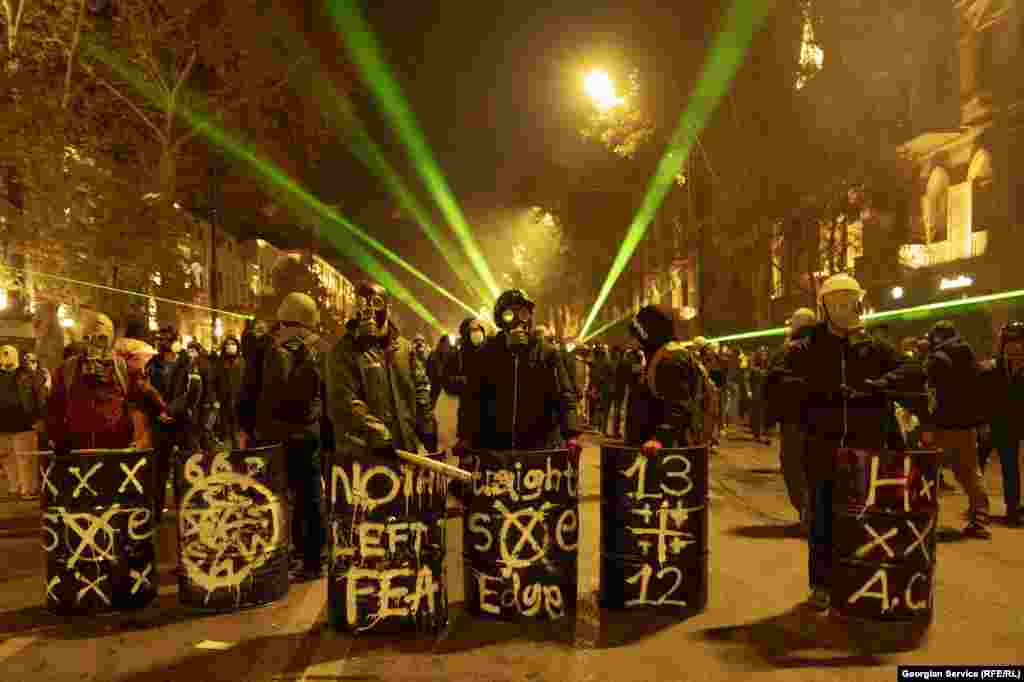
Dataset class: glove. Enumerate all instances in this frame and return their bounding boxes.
[641,439,663,458]
[567,437,582,459]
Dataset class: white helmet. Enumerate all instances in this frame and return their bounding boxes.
[790,307,817,332]
[277,292,320,328]
[817,274,865,330]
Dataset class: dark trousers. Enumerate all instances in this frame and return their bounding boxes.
[808,479,833,590]
[750,398,766,439]
[607,397,623,435]
[286,431,325,571]
[152,425,176,524]
[994,436,1021,516]
[779,422,809,518]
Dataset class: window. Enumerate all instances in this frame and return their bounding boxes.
[969,149,994,232]
[925,167,950,243]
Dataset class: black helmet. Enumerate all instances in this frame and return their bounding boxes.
[493,288,534,329]
[1000,321,1024,353]
[927,320,957,346]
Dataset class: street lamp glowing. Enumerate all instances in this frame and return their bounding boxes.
[891,286,904,300]
[584,70,623,111]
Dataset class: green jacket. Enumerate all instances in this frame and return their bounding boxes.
[328,321,436,453]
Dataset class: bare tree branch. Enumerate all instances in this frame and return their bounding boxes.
[62,0,88,110]
[3,0,28,56]
[169,48,197,104]
[95,75,167,144]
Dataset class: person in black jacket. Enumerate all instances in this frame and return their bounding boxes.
[921,321,991,537]
[624,305,702,453]
[211,335,245,450]
[460,289,581,454]
[767,307,816,528]
[607,346,627,439]
[426,334,451,409]
[985,321,1024,526]
[768,274,920,612]
[443,317,488,440]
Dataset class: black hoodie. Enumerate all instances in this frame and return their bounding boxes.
[625,306,700,447]
[924,333,985,429]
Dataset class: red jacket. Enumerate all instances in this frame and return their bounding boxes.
[47,357,137,451]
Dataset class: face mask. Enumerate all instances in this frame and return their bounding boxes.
[224,343,238,356]
[470,330,485,346]
[824,294,863,332]
[0,346,18,372]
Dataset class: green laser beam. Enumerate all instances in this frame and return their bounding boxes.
[709,288,1024,344]
[81,40,476,330]
[0,264,253,319]
[578,0,770,341]
[327,0,502,301]
[580,315,631,344]
[309,73,492,308]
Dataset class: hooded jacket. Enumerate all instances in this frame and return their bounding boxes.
[329,319,436,453]
[462,331,580,450]
[442,320,488,439]
[625,305,701,447]
[212,336,245,430]
[924,332,986,429]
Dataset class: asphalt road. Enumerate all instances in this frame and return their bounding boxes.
[0,423,1021,682]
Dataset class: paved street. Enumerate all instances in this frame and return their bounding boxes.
[1,426,1022,682]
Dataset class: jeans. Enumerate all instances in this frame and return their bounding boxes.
[933,428,990,525]
[779,422,809,518]
[286,431,325,571]
[994,437,1021,516]
[808,479,833,590]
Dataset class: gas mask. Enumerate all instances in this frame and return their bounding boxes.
[499,305,532,347]
[412,339,428,359]
[822,291,864,333]
[1004,340,1024,379]
[0,345,18,373]
[23,353,38,372]
[356,285,389,339]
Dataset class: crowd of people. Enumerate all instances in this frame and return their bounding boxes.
[1,271,1022,615]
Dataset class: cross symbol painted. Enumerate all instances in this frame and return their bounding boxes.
[64,507,120,568]
[129,563,153,595]
[41,461,57,496]
[495,500,552,572]
[919,475,935,502]
[74,571,110,606]
[854,522,898,559]
[904,517,934,564]
[46,575,61,602]
[631,504,654,524]
[70,462,103,498]
[118,458,147,494]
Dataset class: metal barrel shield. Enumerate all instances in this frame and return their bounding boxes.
[40,449,158,615]
[462,448,580,622]
[326,448,449,634]
[599,444,709,613]
[831,447,941,645]
[175,444,290,611]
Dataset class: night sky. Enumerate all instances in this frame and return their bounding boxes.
[291,2,719,330]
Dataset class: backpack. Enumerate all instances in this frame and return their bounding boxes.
[261,330,323,427]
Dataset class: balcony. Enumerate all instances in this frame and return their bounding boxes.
[898,230,988,269]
